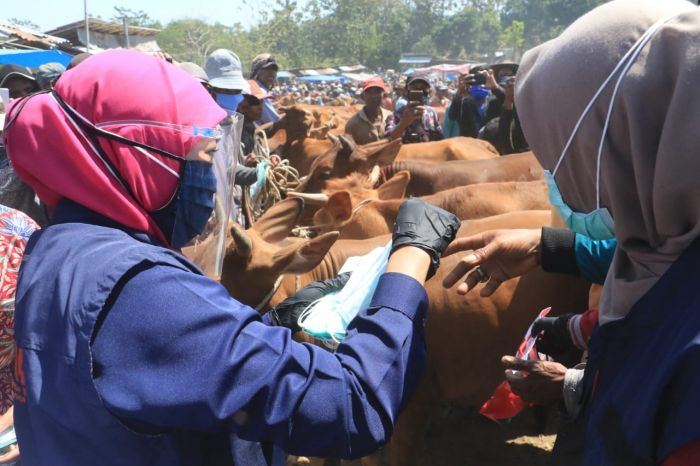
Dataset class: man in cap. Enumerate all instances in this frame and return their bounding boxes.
[205,49,251,115]
[0,65,38,99]
[35,63,66,91]
[250,53,280,124]
[345,77,393,145]
[239,80,271,158]
[386,76,443,144]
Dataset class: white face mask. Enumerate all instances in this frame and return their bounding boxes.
[297,240,392,344]
[545,12,681,241]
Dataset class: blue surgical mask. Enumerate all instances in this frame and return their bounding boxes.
[152,161,217,249]
[545,12,680,241]
[216,93,245,114]
[469,85,490,101]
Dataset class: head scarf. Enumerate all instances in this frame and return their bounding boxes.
[516,0,699,324]
[4,49,226,245]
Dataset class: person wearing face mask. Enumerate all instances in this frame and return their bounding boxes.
[4,49,462,466]
[205,49,251,115]
[445,1,700,464]
[385,76,443,143]
[445,68,491,139]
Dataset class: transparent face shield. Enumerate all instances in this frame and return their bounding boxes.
[173,112,243,278]
[50,97,243,278]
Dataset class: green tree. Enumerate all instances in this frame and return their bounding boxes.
[500,20,525,60]
[111,6,162,29]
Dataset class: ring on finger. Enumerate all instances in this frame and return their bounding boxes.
[474,266,489,283]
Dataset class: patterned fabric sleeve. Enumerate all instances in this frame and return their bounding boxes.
[0,205,38,413]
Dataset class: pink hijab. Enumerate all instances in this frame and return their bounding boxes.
[4,49,226,245]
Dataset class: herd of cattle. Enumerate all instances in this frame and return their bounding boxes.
[192,105,593,465]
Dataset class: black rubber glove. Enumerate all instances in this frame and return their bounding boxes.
[531,313,575,356]
[391,198,461,280]
[270,272,352,333]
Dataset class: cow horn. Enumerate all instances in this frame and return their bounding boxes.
[338,135,355,155]
[231,225,253,259]
[326,133,339,144]
[287,192,330,206]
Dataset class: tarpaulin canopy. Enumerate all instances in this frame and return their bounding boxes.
[341,72,376,82]
[297,75,347,83]
[414,64,472,75]
[0,49,73,68]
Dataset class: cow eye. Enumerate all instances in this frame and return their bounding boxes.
[319,172,332,180]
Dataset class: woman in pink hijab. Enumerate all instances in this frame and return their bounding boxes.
[2,49,459,466]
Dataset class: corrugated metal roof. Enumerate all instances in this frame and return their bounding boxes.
[399,54,432,65]
[0,21,69,49]
[47,18,160,38]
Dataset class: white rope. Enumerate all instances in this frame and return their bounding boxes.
[248,130,302,222]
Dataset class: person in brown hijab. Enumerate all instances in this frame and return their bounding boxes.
[444,0,700,464]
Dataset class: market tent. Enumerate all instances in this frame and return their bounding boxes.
[341,72,376,82]
[0,49,73,68]
[297,75,347,83]
[277,70,294,79]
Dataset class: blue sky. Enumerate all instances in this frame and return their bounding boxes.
[3,0,276,31]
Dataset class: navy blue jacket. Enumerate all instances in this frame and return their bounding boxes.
[13,200,428,465]
[581,237,700,464]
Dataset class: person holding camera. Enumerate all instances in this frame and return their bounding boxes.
[385,76,443,144]
[446,69,491,139]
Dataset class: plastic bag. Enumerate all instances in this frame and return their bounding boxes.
[480,307,551,422]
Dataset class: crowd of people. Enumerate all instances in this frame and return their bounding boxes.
[0,0,698,465]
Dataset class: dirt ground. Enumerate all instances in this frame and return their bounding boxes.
[413,404,556,466]
[291,404,558,466]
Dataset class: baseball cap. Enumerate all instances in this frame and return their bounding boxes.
[0,64,36,87]
[205,49,251,92]
[362,76,388,93]
[406,76,430,88]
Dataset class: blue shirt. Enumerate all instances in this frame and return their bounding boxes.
[257,81,280,124]
[574,234,616,284]
[92,266,428,460]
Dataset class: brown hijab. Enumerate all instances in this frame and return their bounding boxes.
[516,0,700,324]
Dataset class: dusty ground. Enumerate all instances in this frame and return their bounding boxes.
[414,404,556,466]
[291,404,558,466]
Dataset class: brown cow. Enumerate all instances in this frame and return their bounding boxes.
[218,207,589,466]
[380,151,544,197]
[298,135,500,194]
[312,180,550,239]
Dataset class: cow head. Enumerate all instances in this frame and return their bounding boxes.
[310,171,411,238]
[220,197,339,310]
[276,105,315,141]
[299,136,403,193]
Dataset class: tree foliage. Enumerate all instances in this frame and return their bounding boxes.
[155,0,608,69]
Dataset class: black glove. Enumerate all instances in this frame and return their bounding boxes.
[531,313,575,356]
[270,272,352,333]
[391,198,461,279]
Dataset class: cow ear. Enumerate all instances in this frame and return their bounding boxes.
[251,198,303,243]
[363,138,402,166]
[283,232,340,274]
[312,191,353,229]
[325,191,353,222]
[377,170,410,200]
